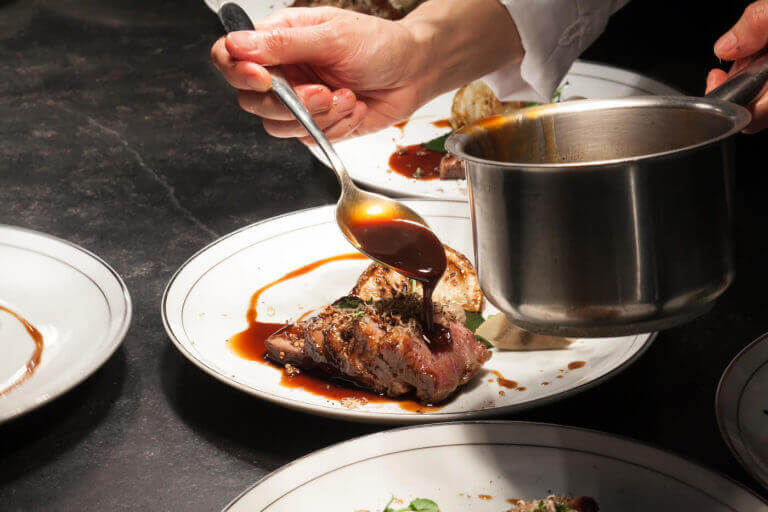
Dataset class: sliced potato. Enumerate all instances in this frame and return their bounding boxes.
[476,314,572,350]
[450,80,528,130]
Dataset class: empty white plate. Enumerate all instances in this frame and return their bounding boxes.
[163,200,655,424]
[223,421,767,511]
[0,225,131,423]
[717,333,768,490]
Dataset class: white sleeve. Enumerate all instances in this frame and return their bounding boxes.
[483,0,629,102]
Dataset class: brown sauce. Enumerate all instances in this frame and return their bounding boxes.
[516,386,526,391]
[0,305,44,397]
[347,217,447,336]
[227,252,443,412]
[389,144,444,180]
[393,120,408,135]
[432,118,451,128]
[478,494,492,500]
[489,370,517,389]
[568,361,586,370]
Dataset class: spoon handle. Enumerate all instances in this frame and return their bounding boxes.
[218,2,353,190]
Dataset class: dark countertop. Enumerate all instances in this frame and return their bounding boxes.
[1,0,766,510]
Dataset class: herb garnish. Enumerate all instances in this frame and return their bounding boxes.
[464,311,485,332]
[334,297,362,310]
[384,496,439,512]
[413,167,423,178]
[422,132,450,153]
[463,311,492,348]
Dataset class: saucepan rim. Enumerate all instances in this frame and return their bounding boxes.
[445,96,751,170]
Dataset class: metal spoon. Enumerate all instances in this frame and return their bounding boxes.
[217,2,432,261]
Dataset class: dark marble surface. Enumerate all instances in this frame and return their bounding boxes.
[0,0,766,510]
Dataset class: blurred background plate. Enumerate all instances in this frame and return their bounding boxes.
[0,226,131,423]
[717,333,768,490]
[223,421,768,511]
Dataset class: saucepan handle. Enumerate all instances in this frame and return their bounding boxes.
[705,51,768,106]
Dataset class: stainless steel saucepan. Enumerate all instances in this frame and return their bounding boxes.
[446,54,768,337]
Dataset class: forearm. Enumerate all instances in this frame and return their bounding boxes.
[399,0,523,103]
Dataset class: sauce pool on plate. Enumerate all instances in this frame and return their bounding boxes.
[389,144,444,180]
[0,304,44,397]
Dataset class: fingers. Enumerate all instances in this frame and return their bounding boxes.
[705,68,729,94]
[211,36,272,91]
[259,89,360,137]
[299,101,368,144]
[715,0,768,60]
[225,23,339,67]
[238,84,332,120]
[744,92,768,133]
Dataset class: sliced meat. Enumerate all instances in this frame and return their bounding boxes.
[264,295,491,403]
[438,154,466,180]
[351,245,484,313]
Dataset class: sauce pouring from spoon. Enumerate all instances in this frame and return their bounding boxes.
[217,3,448,337]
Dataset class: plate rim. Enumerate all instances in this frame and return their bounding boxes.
[162,200,657,424]
[716,332,768,490]
[221,420,768,511]
[0,224,133,423]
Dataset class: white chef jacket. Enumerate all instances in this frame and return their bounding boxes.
[485,0,629,102]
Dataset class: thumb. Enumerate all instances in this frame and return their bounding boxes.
[715,0,768,60]
[225,23,339,67]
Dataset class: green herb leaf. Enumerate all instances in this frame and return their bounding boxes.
[408,498,439,512]
[383,495,397,512]
[352,311,366,318]
[524,101,541,107]
[464,311,485,332]
[476,335,493,349]
[551,82,567,102]
[555,505,570,512]
[334,296,362,310]
[413,167,423,178]
[536,501,546,512]
[422,132,451,153]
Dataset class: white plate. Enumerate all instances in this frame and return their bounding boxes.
[0,225,131,423]
[163,200,655,424]
[224,421,768,511]
[307,61,680,200]
[717,333,768,490]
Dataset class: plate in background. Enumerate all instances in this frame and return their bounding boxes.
[163,200,655,424]
[223,421,768,511]
[717,332,768,490]
[0,225,131,423]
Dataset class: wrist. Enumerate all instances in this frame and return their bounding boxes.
[398,0,523,104]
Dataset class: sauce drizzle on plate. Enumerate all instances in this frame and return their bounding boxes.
[227,253,444,412]
[0,305,44,397]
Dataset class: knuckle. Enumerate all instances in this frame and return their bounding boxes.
[263,28,291,54]
[744,1,768,26]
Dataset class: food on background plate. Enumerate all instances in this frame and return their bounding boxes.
[265,245,492,404]
[476,313,572,350]
[290,0,424,19]
[379,495,599,512]
[390,80,556,181]
[509,495,599,512]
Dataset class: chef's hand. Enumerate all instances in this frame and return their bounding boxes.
[211,0,522,143]
[708,0,768,133]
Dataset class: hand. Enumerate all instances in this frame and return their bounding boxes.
[708,0,768,133]
[211,0,522,143]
